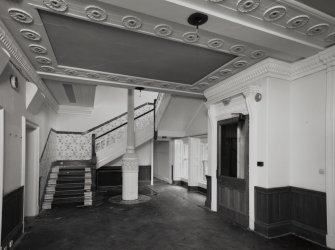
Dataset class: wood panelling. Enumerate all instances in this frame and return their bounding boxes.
[138,165,151,182]
[217,177,249,227]
[254,186,327,245]
[1,186,24,248]
[217,116,249,228]
[205,175,211,208]
[97,166,151,189]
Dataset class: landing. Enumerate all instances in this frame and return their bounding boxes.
[15,181,325,250]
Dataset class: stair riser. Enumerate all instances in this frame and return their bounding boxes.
[43,164,93,209]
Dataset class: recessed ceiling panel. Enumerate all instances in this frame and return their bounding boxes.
[293,0,335,17]
[44,79,96,107]
[39,10,236,85]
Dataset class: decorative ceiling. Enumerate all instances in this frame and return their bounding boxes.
[0,0,334,101]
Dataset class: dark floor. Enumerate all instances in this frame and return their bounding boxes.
[16,181,327,250]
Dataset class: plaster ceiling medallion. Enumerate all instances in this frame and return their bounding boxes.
[208,39,224,49]
[143,81,153,86]
[263,6,287,22]
[220,69,232,75]
[122,16,142,30]
[183,32,199,43]
[191,87,200,91]
[199,82,209,87]
[85,6,107,22]
[154,24,173,37]
[64,69,78,76]
[236,0,260,13]
[8,9,33,24]
[286,15,309,29]
[325,33,335,43]
[250,50,266,59]
[20,29,41,41]
[29,44,47,54]
[126,78,136,83]
[106,75,120,81]
[43,0,68,12]
[230,45,246,54]
[233,60,248,68]
[208,75,219,82]
[36,56,52,64]
[40,65,56,72]
[86,72,100,78]
[306,24,329,36]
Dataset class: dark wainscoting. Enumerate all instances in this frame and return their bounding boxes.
[173,180,207,195]
[217,176,249,227]
[1,186,24,248]
[254,186,327,245]
[97,166,151,189]
[205,175,212,208]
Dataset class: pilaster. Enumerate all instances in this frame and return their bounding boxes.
[326,64,335,249]
[243,89,259,230]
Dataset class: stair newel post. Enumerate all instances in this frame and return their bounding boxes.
[91,133,97,191]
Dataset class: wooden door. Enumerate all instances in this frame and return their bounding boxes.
[217,115,249,227]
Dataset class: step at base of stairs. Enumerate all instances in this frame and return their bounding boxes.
[43,164,93,209]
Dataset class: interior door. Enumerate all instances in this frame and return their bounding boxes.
[217,115,249,227]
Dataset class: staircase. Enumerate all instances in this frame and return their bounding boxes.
[42,165,93,209]
[42,100,163,209]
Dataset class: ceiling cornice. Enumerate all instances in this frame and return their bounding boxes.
[205,45,335,104]
[0,20,59,112]
[0,0,279,95]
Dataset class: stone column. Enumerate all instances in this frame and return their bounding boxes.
[122,89,139,200]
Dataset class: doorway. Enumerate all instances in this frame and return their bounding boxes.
[217,115,249,227]
[153,140,171,183]
[23,120,40,219]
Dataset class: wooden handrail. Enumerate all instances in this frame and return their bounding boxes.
[95,109,154,140]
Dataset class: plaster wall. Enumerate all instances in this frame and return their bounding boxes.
[0,64,57,195]
[289,70,327,192]
[55,86,157,132]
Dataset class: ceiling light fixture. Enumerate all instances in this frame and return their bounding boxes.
[135,87,145,97]
[187,12,208,39]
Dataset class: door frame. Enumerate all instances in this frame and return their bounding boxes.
[0,107,4,243]
[21,117,40,221]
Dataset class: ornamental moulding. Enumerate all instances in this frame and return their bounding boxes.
[205,46,335,104]
[0,23,59,112]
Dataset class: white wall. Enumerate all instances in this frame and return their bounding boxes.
[107,141,152,166]
[185,104,208,136]
[55,86,157,132]
[290,70,327,192]
[0,64,57,194]
[158,96,205,137]
[265,77,290,188]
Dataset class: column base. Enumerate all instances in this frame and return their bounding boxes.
[122,152,139,201]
